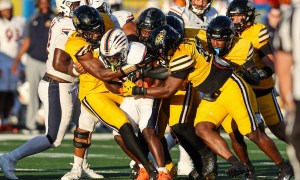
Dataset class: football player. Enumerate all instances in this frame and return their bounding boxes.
[168,0,218,38]
[225,0,292,179]
[62,1,142,179]
[64,5,158,179]
[120,19,290,178]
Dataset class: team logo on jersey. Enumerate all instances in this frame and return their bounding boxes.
[155,30,166,46]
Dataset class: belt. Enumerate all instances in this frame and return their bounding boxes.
[42,74,60,83]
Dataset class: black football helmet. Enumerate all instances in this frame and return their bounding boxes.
[166,15,184,41]
[136,8,167,43]
[226,0,255,32]
[145,25,181,62]
[72,5,105,46]
[206,16,235,57]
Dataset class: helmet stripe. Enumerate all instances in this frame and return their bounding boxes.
[105,29,116,53]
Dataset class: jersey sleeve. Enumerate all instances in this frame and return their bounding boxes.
[65,33,92,63]
[169,45,195,74]
[255,24,270,49]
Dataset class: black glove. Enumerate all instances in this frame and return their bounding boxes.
[140,53,158,65]
[241,70,261,85]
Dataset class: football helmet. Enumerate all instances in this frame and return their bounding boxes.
[55,0,80,17]
[72,5,105,46]
[226,0,255,32]
[145,25,181,62]
[100,29,129,71]
[189,0,212,17]
[206,16,235,57]
[136,8,167,43]
[80,0,111,14]
[166,15,184,41]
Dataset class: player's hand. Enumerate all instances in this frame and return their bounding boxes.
[74,62,87,75]
[121,80,137,96]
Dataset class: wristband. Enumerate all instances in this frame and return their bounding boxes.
[132,86,147,96]
[72,67,80,76]
[261,66,273,78]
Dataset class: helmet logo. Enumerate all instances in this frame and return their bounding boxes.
[155,30,166,46]
[73,16,80,25]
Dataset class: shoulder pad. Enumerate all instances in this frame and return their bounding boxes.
[127,42,146,65]
[168,5,184,17]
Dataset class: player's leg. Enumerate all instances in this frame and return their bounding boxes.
[258,89,287,143]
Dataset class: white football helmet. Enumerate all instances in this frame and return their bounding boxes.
[100,29,129,71]
[189,0,212,17]
[55,0,80,17]
[80,0,111,14]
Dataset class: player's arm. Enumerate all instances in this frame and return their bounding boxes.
[77,50,124,82]
[53,48,72,74]
[258,43,275,79]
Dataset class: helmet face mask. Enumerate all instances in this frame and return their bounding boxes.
[136,8,167,43]
[55,0,80,17]
[100,29,129,71]
[189,0,212,17]
[226,0,255,32]
[207,16,235,57]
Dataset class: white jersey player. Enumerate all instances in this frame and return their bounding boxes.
[0,1,102,180]
[168,0,218,37]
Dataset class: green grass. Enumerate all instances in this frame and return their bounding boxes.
[0,133,291,180]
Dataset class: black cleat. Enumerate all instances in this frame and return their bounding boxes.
[278,161,294,180]
[189,168,205,180]
[201,151,218,179]
[225,161,249,177]
[244,163,256,180]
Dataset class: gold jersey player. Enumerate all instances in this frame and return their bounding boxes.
[64,5,158,179]
[120,20,292,178]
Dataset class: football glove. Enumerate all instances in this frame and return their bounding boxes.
[121,80,147,96]
[241,70,261,85]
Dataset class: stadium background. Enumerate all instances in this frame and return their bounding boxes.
[9,0,272,24]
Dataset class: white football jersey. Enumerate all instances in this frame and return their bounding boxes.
[0,16,26,58]
[168,0,218,31]
[46,16,76,82]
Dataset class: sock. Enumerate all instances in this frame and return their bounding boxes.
[73,155,83,167]
[7,135,52,162]
[138,164,144,168]
[82,148,89,167]
[157,167,168,173]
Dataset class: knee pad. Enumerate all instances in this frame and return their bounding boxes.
[73,129,92,148]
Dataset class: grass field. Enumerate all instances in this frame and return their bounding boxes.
[0,132,291,180]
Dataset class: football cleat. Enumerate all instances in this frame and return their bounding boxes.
[130,162,140,179]
[201,150,218,179]
[188,169,204,180]
[0,153,18,179]
[61,165,82,180]
[166,162,177,178]
[137,168,149,180]
[82,163,104,179]
[157,171,172,180]
[244,163,256,180]
[278,161,294,180]
[225,161,249,177]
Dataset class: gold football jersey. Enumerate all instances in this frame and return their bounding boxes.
[240,23,274,90]
[65,32,108,101]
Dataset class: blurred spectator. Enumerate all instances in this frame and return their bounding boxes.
[0,0,26,132]
[213,0,230,15]
[274,0,300,178]
[11,0,55,134]
[264,7,281,49]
